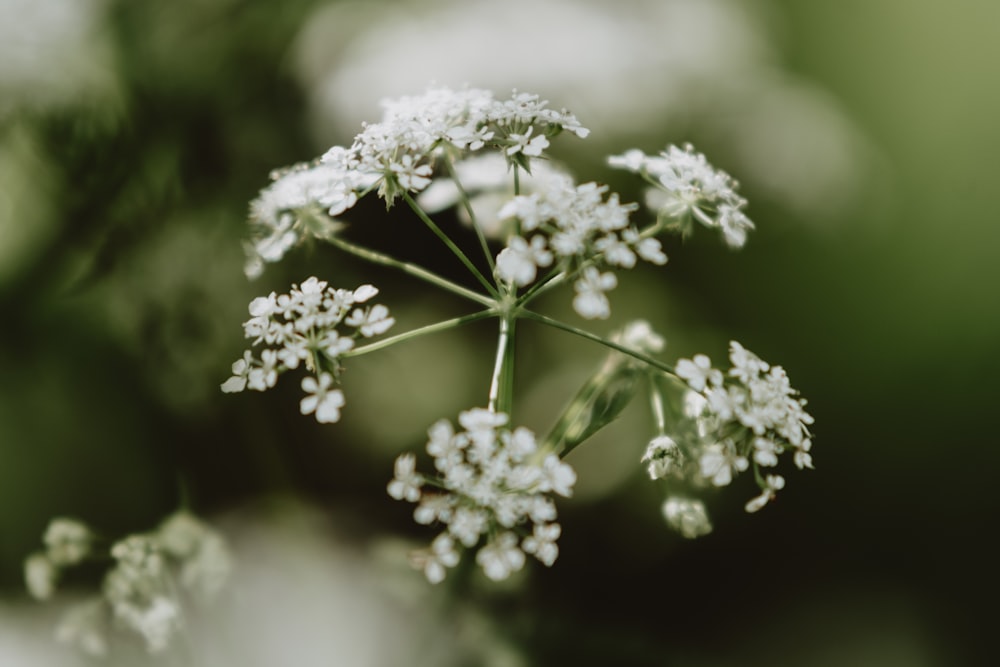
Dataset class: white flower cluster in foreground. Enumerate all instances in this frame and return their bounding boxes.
[221,277,395,423]
[643,341,814,528]
[244,87,589,277]
[496,177,668,319]
[25,512,231,657]
[609,143,755,248]
[388,408,576,583]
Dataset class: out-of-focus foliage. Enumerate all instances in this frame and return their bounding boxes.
[1,0,996,664]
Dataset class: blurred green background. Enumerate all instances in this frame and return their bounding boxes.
[1,0,996,664]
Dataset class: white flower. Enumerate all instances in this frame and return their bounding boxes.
[388,453,423,502]
[676,354,722,392]
[220,351,252,393]
[522,523,561,566]
[699,441,748,487]
[299,373,345,423]
[389,408,574,583]
[476,532,526,581]
[43,518,93,566]
[753,437,780,467]
[345,303,396,337]
[414,534,461,584]
[745,475,785,513]
[24,553,56,600]
[495,235,553,286]
[614,319,666,354]
[506,126,549,157]
[573,267,617,319]
[794,439,815,470]
[609,143,754,247]
[662,498,713,538]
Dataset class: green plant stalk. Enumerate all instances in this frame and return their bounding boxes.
[341,309,496,359]
[403,192,499,298]
[322,234,494,307]
[442,155,497,276]
[487,312,517,415]
[520,310,677,376]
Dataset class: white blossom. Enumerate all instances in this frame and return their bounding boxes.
[300,373,345,424]
[476,532,526,581]
[24,553,56,600]
[223,278,395,424]
[573,267,617,319]
[675,354,722,392]
[662,498,713,539]
[668,341,813,514]
[495,235,553,286]
[745,475,786,513]
[610,143,755,248]
[521,523,561,566]
[387,453,422,502]
[43,518,92,566]
[389,408,575,582]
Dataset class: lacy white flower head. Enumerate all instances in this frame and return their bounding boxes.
[644,340,813,532]
[496,177,667,319]
[244,159,364,278]
[609,143,755,248]
[221,83,817,581]
[221,277,395,423]
[25,511,231,657]
[335,86,588,204]
[388,408,576,583]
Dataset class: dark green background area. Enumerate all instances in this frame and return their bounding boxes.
[1,1,995,665]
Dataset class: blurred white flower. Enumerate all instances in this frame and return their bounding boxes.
[293,0,870,219]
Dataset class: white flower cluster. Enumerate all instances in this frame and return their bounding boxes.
[643,341,813,524]
[244,161,365,278]
[25,512,231,657]
[24,518,93,601]
[243,86,589,277]
[496,177,668,319]
[388,408,576,583]
[221,277,395,423]
[609,144,755,248]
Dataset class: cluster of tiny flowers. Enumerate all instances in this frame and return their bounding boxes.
[643,341,813,525]
[496,176,667,319]
[609,144,755,248]
[388,408,576,583]
[244,86,589,276]
[25,512,231,657]
[221,277,395,423]
[243,159,366,278]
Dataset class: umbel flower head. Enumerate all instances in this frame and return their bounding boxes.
[609,143,755,248]
[388,408,576,583]
[221,277,395,423]
[243,86,590,277]
[25,512,231,657]
[495,176,667,319]
[643,340,814,533]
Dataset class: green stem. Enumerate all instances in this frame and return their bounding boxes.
[515,267,567,307]
[403,192,499,298]
[322,234,494,307]
[519,310,677,376]
[442,155,497,275]
[341,310,495,359]
[488,312,517,415]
